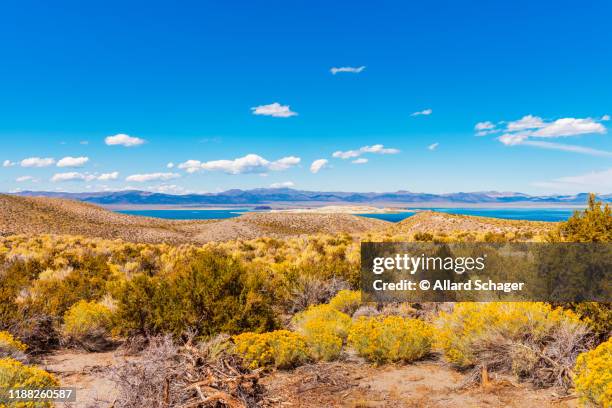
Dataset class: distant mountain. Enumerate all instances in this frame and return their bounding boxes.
[12,189,611,206]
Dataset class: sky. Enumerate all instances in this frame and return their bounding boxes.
[1,0,611,195]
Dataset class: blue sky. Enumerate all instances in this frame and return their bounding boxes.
[1,0,611,194]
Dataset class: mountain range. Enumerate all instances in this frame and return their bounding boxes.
[11,189,611,207]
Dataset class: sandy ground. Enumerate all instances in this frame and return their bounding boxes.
[38,350,578,408]
[262,360,578,408]
[38,350,124,407]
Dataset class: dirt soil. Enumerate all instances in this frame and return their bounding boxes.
[38,350,125,406]
[261,360,578,408]
[39,350,578,408]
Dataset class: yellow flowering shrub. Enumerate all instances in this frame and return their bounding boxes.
[348,316,434,364]
[436,302,587,369]
[329,290,361,316]
[0,358,58,408]
[292,304,352,340]
[574,338,612,408]
[0,331,27,358]
[292,304,352,361]
[233,330,309,369]
[62,300,114,350]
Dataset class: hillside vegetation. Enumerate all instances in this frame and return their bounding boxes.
[0,194,608,407]
[0,195,388,243]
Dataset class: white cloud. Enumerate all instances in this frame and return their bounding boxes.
[268,156,301,171]
[506,115,546,131]
[489,114,608,156]
[16,176,36,182]
[332,150,361,159]
[3,160,15,167]
[310,159,329,174]
[105,134,146,147]
[97,172,120,181]
[475,121,495,131]
[330,66,366,75]
[178,160,203,173]
[428,142,439,151]
[533,168,612,192]
[80,140,89,145]
[167,162,175,169]
[333,144,400,159]
[178,154,300,175]
[126,172,181,182]
[51,171,121,182]
[251,103,297,118]
[602,114,610,121]
[522,141,612,157]
[411,108,432,116]
[57,156,89,168]
[51,172,97,182]
[352,158,368,164]
[474,121,501,136]
[270,181,295,188]
[498,132,531,146]
[21,157,56,167]
[531,117,606,138]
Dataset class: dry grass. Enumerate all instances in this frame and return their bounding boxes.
[385,210,555,237]
[0,195,389,244]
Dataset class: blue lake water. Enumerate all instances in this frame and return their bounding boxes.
[360,208,577,222]
[118,207,578,222]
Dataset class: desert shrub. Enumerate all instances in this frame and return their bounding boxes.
[287,274,349,313]
[0,331,26,361]
[574,338,612,408]
[568,302,612,342]
[114,250,277,338]
[329,290,361,316]
[292,304,352,361]
[8,314,59,355]
[348,316,434,364]
[233,330,309,369]
[110,335,265,408]
[305,330,344,362]
[556,194,612,242]
[436,302,592,388]
[0,358,58,407]
[26,254,112,319]
[413,232,433,242]
[0,259,43,329]
[62,300,114,351]
[292,304,352,340]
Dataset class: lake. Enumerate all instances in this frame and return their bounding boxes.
[117,207,578,222]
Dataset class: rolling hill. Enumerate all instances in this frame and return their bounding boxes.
[0,194,390,243]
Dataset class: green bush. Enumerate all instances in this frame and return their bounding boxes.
[555,193,612,242]
[27,254,112,319]
[113,250,277,338]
